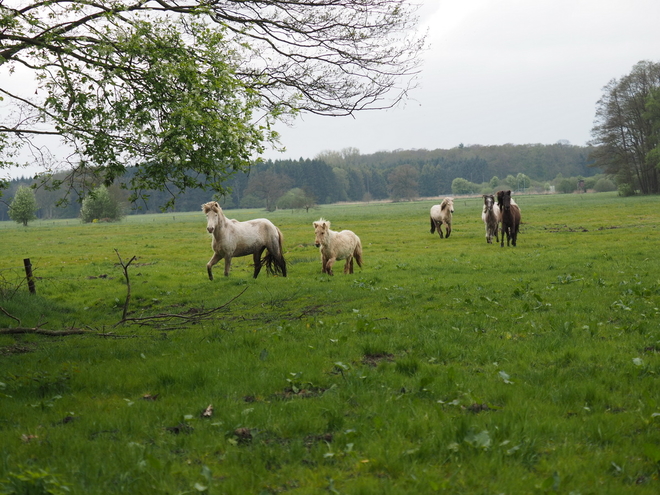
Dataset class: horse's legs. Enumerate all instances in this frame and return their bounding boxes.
[325,257,336,276]
[445,222,451,238]
[252,247,266,279]
[207,253,223,280]
[223,257,232,276]
[344,256,353,274]
[438,221,444,238]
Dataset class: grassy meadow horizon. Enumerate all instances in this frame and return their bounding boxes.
[1,191,659,494]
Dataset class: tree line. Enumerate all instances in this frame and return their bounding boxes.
[1,143,605,222]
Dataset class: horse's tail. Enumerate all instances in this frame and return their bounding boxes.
[354,238,363,269]
[429,216,436,234]
[263,228,287,277]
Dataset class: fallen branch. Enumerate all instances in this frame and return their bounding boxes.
[0,327,115,336]
[1,306,21,326]
[116,286,249,328]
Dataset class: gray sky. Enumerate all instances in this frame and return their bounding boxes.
[265,0,660,160]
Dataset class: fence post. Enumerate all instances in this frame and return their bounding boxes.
[23,258,36,295]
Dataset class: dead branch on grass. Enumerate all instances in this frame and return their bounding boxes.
[0,327,116,337]
[1,306,21,326]
[115,286,249,329]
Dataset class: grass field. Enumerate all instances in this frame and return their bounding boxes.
[1,192,659,494]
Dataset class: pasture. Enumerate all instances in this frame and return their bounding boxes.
[1,192,659,494]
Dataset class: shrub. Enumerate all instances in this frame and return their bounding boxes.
[593,178,617,192]
[557,178,577,194]
[618,183,636,196]
[80,185,124,223]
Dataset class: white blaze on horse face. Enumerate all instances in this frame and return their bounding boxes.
[206,210,216,233]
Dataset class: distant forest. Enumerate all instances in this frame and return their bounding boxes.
[0,143,602,221]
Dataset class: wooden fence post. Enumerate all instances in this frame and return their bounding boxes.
[23,258,36,295]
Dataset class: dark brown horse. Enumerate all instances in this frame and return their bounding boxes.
[496,190,521,247]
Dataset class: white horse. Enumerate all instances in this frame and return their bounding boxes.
[429,197,454,238]
[313,219,363,275]
[482,194,500,244]
[203,201,287,279]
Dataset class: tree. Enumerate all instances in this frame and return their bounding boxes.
[590,60,660,194]
[517,173,530,190]
[276,188,316,212]
[388,165,419,201]
[8,185,37,226]
[245,171,292,211]
[451,177,478,196]
[80,186,124,223]
[0,1,425,206]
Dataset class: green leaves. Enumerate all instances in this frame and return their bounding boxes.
[8,186,38,226]
[41,16,274,208]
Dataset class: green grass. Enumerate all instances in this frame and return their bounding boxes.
[1,192,660,494]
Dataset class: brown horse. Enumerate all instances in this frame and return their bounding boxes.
[496,190,521,247]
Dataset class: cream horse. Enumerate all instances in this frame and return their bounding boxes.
[203,201,287,279]
[313,219,363,275]
[429,197,454,238]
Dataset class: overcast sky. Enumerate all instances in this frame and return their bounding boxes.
[265,0,660,161]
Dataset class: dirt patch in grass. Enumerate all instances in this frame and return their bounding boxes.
[272,386,327,400]
[0,343,35,355]
[362,353,395,367]
[466,403,495,414]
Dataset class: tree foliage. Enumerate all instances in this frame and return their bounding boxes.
[590,60,660,194]
[80,186,124,223]
[388,164,418,201]
[8,185,37,226]
[0,1,425,206]
[276,188,316,212]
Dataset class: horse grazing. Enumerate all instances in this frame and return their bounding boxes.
[313,219,363,275]
[482,194,500,244]
[496,190,521,247]
[430,197,454,238]
[203,201,287,279]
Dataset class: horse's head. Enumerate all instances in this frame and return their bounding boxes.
[499,190,512,211]
[313,219,329,247]
[202,201,222,233]
[442,198,454,214]
[483,195,494,212]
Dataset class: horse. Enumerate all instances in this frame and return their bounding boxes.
[313,218,363,275]
[496,190,521,247]
[429,197,454,238]
[202,201,287,279]
[482,194,500,244]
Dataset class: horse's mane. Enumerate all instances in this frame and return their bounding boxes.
[315,218,330,228]
[202,201,220,214]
